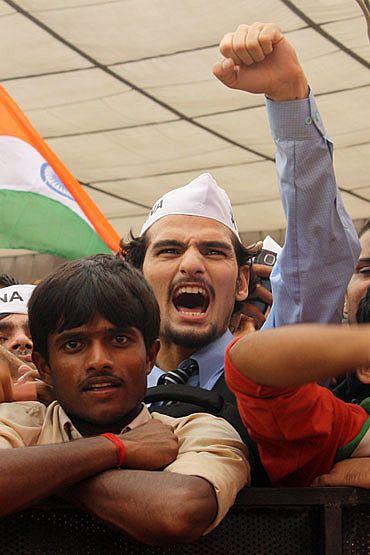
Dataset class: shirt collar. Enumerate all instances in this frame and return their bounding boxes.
[147,329,233,389]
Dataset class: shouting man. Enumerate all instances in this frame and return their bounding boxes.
[121,23,359,394]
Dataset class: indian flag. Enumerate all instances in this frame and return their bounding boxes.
[0,86,120,258]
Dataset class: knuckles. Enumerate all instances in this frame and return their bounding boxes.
[219,33,234,57]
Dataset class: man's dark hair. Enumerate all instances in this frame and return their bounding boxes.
[28,254,160,362]
[0,274,19,288]
[356,285,370,323]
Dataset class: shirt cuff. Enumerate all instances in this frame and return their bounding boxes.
[265,89,329,141]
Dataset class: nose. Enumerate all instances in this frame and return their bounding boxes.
[85,341,113,373]
[7,331,33,354]
[179,247,206,277]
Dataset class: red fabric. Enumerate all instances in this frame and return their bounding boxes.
[101,433,126,467]
[225,339,368,486]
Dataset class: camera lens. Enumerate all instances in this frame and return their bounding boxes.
[264,253,276,266]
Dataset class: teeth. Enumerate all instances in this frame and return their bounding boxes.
[89,382,114,389]
[178,286,206,296]
[179,310,205,316]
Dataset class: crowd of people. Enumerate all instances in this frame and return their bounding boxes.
[0,22,369,545]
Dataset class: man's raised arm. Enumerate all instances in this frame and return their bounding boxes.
[214,23,360,327]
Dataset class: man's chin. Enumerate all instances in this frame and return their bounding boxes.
[64,409,130,435]
[161,322,220,350]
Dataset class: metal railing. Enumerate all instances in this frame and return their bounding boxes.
[1,487,369,554]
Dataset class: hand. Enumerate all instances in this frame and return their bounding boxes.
[213,22,308,100]
[119,420,179,470]
[0,344,30,380]
[235,263,273,332]
[0,360,13,402]
[0,360,38,402]
[230,313,259,337]
[312,459,370,489]
[16,368,55,406]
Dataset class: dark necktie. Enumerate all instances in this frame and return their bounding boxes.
[157,358,199,386]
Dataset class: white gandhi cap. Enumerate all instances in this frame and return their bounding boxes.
[0,284,35,315]
[140,173,240,239]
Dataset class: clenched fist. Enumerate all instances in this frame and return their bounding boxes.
[213,22,308,101]
[119,419,179,470]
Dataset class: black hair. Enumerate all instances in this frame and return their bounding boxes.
[356,285,370,324]
[0,274,19,288]
[28,254,160,362]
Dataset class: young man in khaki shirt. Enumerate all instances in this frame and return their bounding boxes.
[0,255,248,545]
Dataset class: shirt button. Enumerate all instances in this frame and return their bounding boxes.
[304,116,312,125]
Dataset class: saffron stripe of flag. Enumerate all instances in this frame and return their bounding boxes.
[0,85,120,259]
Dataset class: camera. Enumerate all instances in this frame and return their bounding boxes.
[250,236,281,315]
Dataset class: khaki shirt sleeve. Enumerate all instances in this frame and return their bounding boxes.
[154,412,250,534]
[0,401,45,448]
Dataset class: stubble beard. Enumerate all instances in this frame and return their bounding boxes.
[161,319,227,350]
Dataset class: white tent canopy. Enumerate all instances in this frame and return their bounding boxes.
[0,0,369,265]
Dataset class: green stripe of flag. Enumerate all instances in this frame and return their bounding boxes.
[0,189,111,259]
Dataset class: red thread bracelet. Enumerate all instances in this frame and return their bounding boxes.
[101,433,126,467]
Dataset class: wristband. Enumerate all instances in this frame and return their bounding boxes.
[101,433,126,467]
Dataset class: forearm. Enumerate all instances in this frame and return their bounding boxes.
[267,69,308,101]
[264,92,360,329]
[0,437,116,515]
[62,470,217,545]
[230,324,370,386]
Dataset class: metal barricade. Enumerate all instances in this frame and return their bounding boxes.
[1,487,369,554]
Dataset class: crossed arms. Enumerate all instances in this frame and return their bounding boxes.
[0,419,217,544]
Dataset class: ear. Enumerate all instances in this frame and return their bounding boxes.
[236,265,250,302]
[145,339,160,375]
[356,367,370,385]
[32,352,53,386]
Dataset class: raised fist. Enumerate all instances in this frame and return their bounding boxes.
[213,22,308,101]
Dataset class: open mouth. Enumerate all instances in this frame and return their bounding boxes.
[85,382,121,392]
[82,376,122,393]
[172,285,210,316]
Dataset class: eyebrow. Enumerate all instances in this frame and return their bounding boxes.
[356,257,370,268]
[0,320,30,334]
[151,240,185,250]
[201,241,233,251]
[0,321,14,333]
[151,239,233,251]
[55,326,131,342]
